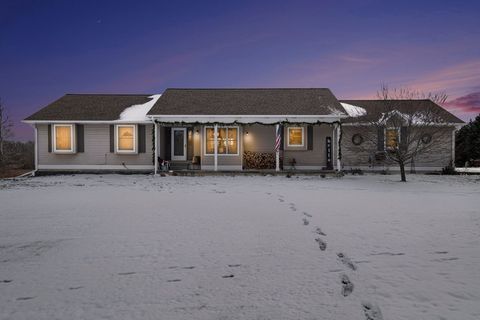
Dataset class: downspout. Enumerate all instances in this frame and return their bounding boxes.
[33,124,38,176]
[154,120,158,175]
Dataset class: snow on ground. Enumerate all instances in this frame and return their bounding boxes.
[118,94,161,121]
[0,174,479,320]
[340,102,367,117]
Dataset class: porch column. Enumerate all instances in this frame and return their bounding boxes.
[275,124,280,172]
[214,124,218,171]
[154,122,158,175]
[334,123,342,171]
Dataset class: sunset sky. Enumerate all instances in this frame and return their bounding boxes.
[1,0,479,140]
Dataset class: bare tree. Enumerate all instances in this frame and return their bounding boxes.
[0,98,14,166]
[344,84,452,182]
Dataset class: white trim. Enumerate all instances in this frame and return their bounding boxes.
[151,115,344,124]
[200,165,242,171]
[214,124,218,171]
[23,120,152,124]
[204,126,240,156]
[34,125,38,173]
[53,124,75,153]
[171,128,187,161]
[152,114,345,118]
[335,123,341,170]
[154,123,158,175]
[286,126,305,147]
[115,124,137,154]
[38,164,154,170]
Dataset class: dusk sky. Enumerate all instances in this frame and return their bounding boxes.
[1,0,480,141]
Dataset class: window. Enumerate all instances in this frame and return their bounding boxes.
[116,125,136,153]
[205,126,238,155]
[287,127,304,147]
[386,128,399,149]
[53,124,74,153]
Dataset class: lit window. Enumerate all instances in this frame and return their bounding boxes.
[53,124,74,153]
[287,127,304,147]
[205,127,238,155]
[116,125,136,153]
[386,129,399,149]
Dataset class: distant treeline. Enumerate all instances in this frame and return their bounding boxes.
[0,140,34,170]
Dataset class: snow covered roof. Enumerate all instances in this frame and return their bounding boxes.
[24,94,155,121]
[119,94,161,121]
[340,100,464,124]
[340,102,367,117]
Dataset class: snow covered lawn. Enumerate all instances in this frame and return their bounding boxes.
[0,174,479,320]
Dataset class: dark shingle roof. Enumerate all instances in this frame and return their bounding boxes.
[147,88,345,116]
[340,100,464,124]
[25,94,153,121]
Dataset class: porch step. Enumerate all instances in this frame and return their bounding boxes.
[169,162,190,170]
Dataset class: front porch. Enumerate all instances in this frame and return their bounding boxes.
[153,122,342,173]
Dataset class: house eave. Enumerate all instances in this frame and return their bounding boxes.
[148,114,346,124]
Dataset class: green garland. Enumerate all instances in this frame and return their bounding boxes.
[153,119,341,126]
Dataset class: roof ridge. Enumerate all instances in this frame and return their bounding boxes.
[165,88,331,90]
[65,93,154,96]
[341,99,433,101]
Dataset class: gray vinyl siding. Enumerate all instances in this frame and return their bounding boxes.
[37,124,153,166]
[283,125,333,168]
[244,124,333,168]
[341,125,453,169]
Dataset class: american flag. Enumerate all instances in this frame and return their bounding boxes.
[274,125,282,151]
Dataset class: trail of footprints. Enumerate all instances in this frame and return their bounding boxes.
[275,193,383,320]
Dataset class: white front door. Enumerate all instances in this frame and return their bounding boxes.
[171,128,187,161]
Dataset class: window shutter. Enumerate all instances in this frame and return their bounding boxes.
[109,125,115,153]
[76,124,84,152]
[138,124,146,153]
[307,125,313,150]
[377,127,384,151]
[47,124,52,152]
[280,125,284,151]
[165,127,171,160]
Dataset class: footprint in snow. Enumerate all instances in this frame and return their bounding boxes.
[278,198,285,203]
[340,274,354,296]
[222,274,234,278]
[302,218,310,226]
[16,297,35,301]
[182,266,195,269]
[337,253,357,271]
[228,264,241,268]
[303,212,312,218]
[167,279,182,282]
[69,286,83,290]
[118,272,136,276]
[1,280,12,283]
[362,302,384,320]
[314,227,326,236]
[370,252,405,256]
[315,238,327,251]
